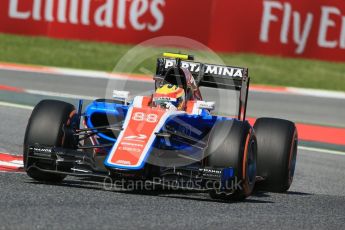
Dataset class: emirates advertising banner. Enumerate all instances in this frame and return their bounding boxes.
[0,0,344,62]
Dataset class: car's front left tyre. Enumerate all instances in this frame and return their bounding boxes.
[205,120,257,201]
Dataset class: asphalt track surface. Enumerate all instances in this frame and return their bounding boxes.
[1,69,345,229]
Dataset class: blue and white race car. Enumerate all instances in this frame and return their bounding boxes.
[24,53,298,200]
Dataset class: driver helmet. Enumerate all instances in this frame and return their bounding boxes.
[153,84,185,110]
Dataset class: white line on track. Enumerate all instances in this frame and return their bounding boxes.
[51,67,153,82]
[25,89,96,100]
[288,87,345,100]
[0,101,33,110]
[298,146,345,156]
[0,65,152,82]
[0,160,23,167]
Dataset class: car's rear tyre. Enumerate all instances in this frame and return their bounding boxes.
[205,120,257,200]
[23,100,77,182]
[254,118,298,192]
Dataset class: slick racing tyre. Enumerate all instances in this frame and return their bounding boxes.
[254,118,298,192]
[23,100,77,182]
[205,120,257,201]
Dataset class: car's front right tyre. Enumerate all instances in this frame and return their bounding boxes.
[23,100,77,182]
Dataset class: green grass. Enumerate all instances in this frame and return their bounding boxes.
[1,33,345,91]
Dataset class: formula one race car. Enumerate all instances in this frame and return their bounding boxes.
[23,53,298,200]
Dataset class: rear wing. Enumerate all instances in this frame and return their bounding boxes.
[155,57,250,121]
[156,58,248,90]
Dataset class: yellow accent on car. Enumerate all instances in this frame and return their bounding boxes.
[156,84,177,93]
[163,52,192,60]
[156,84,184,98]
